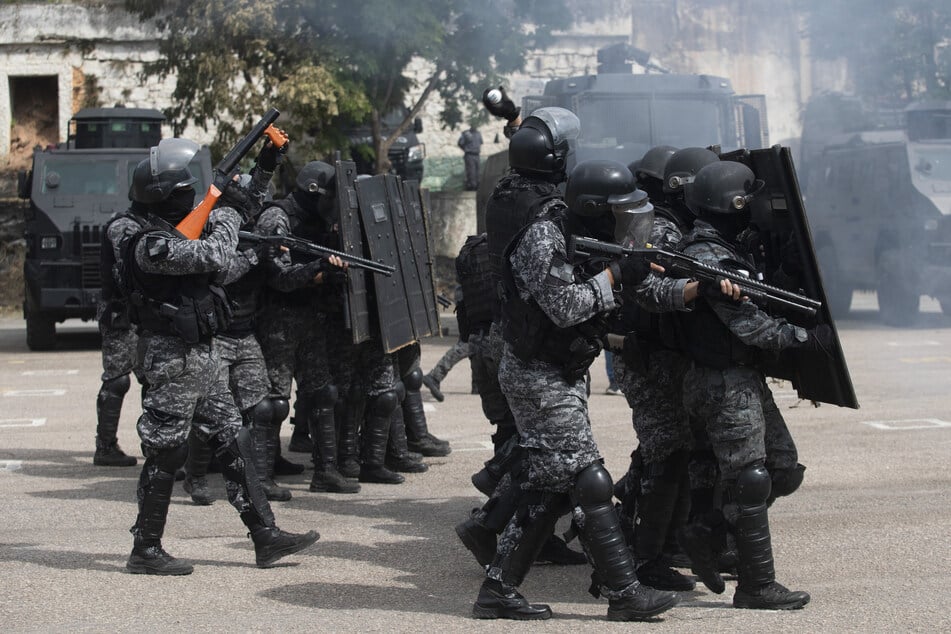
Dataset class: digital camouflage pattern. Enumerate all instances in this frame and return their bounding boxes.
[679,220,805,482]
[427,339,470,384]
[215,333,270,412]
[500,218,615,492]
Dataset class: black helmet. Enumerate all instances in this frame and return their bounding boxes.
[684,161,764,217]
[636,145,678,182]
[567,160,643,216]
[566,160,652,244]
[509,107,580,181]
[627,159,641,181]
[296,160,335,194]
[129,138,199,204]
[663,147,720,195]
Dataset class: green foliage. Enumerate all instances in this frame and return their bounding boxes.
[124,0,572,169]
[805,0,951,101]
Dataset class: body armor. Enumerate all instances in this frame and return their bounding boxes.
[455,234,495,335]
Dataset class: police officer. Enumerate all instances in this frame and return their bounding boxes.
[255,161,360,495]
[610,146,721,591]
[471,159,679,621]
[122,139,317,575]
[674,160,823,609]
[93,202,149,467]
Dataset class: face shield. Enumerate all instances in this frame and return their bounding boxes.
[524,107,581,149]
[151,138,201,190]
[612,189,654,247]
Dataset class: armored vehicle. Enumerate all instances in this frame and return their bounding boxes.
[477,44,769,230]
[799,94,951,325]
[347,106,425,181]
[17,107,212,350]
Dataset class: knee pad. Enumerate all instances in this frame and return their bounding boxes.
[150,442,188,473]
[733,462,772,506]
[394,380,406,403]
[402,367,423,391]
[270,397,290,423]
[101,374,131,398]
[573,462,614,507]
[314,384,339,408]
[770,463,805,499]
[368,390,400,417]
[246,399,274,427]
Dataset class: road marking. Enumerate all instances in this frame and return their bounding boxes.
[451,441,494,453]
[20,369,79,376]
[862,418,951,431]
[886,340,940,347]
[899,356,951,364]
[423,403,435,413]
[0,461,23,472]
[2,389,66,397]
[0,418,47,428]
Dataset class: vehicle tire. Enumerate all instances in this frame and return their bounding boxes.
[26,315,56,351]
[816,245,852,318]
[876,249,919,327]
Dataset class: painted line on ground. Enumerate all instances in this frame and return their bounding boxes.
[0,418,47,428]
[450,440,495,453]
[898,356,951,364]
[0,461,23,472]
[20,369,79,376]
[886,340,940,347]
[3,389,66,397]
[423,403,436,413]
[861,418,951,431]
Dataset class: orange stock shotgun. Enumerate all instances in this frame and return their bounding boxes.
[176,108,288,239]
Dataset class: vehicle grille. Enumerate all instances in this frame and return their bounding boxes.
[75,224,102,289]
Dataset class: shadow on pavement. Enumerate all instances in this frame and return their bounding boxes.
[0,542,259,573]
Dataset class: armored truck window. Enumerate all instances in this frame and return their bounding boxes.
[651,98,723,148]
[42,159,120,195]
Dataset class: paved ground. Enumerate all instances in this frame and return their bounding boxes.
[1,294,950,631]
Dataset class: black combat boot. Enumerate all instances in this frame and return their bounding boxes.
[472,494,565,620]
[729,466,810,610]
[421,373,444,402]
[472,579,552,620]
[535,534,587,565]
[359,392,404,484]
[308,390,360,494]
[632,452,695,592]
[250,525,320,568]
[94,378,137,467]
[401,372,451,457]
[471,434,519,495]
[676,520,726,594]
[386,408,429,474]
[127,460,193,575]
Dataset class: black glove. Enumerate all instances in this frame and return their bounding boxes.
[482,86,521,122]
[322,268,349,286]
[256,139,287,172]
[251,240,277,263]
[609,256,651,287]
[220,180,257,221]
[801,323,835,353]
[698,276,739,303]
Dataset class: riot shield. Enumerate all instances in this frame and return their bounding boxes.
[721,145,859,409]
[383,175,431,339]
[401,179,440,337]
[355,174,415,352]
[335,160,371,344]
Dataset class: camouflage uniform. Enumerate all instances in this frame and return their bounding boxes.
[489,213,653,601]
[94,212,147,466]
[128,207,283,554]
[677,220,806,483]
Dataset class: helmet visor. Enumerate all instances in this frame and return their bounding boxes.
[613,197,654,247]
[527,107,581,148]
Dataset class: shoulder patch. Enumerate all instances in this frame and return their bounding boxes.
[144,233,174,261]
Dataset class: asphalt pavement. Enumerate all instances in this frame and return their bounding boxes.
[0,293,949,631]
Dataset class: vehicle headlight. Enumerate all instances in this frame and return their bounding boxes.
[408,144,426,162]
[40,236,60,250]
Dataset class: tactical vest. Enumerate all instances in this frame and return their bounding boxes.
[265,197,329,308]
[485,174,563,321]
[455,234,494,335]
[669,229,760,370]
[500,210,606,382]
[121,226,232,344]
[224,228,268,336]
[98,210,146,329]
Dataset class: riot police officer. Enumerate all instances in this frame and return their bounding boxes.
[122,139,318,575]
[674,160,822,609]
[471,159,678,621]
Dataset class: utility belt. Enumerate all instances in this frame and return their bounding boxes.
[131,287,232,345]
[99,300,132,331]
[223,316,256,338]
[507,320,602,384]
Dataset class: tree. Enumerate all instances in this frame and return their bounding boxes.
[805,0,951,102]
[125,0,571,172]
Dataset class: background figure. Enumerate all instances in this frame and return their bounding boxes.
[458,125,483,190]
[603,349,621,395]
